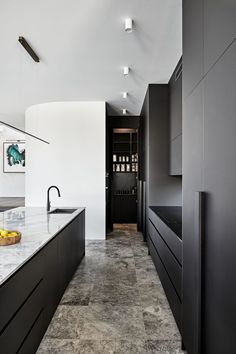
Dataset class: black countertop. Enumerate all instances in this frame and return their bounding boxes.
[149,206,182,239]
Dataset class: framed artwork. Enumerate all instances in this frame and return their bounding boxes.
[3,141,25,173]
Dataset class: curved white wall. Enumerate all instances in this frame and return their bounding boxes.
[25,101,106,239]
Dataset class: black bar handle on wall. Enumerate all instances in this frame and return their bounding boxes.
[18,36,40,62]
[142,181,146,241]
[137,180,142,232]
[194,191,205,354]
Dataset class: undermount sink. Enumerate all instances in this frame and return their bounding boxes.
[49,208,77,214]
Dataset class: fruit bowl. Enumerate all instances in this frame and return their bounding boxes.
[0,230,21,246]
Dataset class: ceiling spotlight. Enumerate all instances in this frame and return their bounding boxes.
[123,66,130,76]
[123,92,128,99]
[125,18,133,33]
[122,109,127,115]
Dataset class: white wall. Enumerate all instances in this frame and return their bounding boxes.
[0,127,25,197]
[25,102,106,239]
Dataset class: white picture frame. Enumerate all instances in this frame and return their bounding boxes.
[3,141,25,173]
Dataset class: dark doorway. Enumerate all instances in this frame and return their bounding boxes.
[106,116,140,235]
[112,128,138,224]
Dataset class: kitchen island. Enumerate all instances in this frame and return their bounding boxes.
[0,207,85,354]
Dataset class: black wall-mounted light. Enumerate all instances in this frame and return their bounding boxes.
[18,36,40,63]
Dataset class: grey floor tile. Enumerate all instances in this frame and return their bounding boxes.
[135,264,161,285]
[131,243,149,258]
[71,257,99,283]
[37,339,79,354]
[75,340,116,354]
[61,282,93,306]
[134,255,156,269]
[45,305,85,339]
[96,257,137,286]
[139,282,169,307]
[79,304,146,342]
[90,281,140,306]
[104,245,133,259]
[145,340,184,354]
[74,339,146,354]
[114,339,147,354]
[143,305,181,341]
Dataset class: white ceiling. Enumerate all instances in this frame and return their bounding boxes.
[0,0,182,126]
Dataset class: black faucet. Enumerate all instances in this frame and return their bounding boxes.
[47,185,61,212]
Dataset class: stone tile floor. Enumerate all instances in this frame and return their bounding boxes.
[37,225,184,354]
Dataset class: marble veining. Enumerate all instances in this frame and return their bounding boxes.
[0,207,84,285]
[38,226,184,354]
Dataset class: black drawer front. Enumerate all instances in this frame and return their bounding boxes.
[147,235,182,333]
[148,220,182,298]
[18,309,45,354]
[0,279,44,354]
[43,237,61,324]
[148,208,182,264]
[0,250,44,333]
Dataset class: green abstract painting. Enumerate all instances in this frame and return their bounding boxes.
[3,142,25,173]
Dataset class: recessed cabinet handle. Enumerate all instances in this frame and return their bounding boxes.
[194,191,205,354]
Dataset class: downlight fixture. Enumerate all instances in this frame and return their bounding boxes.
[122,109,127,115]
[123,66,130,76]
[122,92,128,99]
[125,18,133,33]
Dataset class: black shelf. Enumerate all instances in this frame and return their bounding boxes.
[112,130,138,223]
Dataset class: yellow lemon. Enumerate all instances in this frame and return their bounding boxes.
[1,231,8,237]
[7,232,17,237]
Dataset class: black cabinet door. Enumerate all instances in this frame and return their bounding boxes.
[170,64,182,141]
[58,222,74,290]
[183,39,236,354]
[170,135,182,176]
[0,250,44,334]
[204,0,236,73]
[43,237,61,323]
[202,42,236,354]
[58,214,85,290]
[74,211,85,264]
[113,195,137,223]
[183,0,204,98]
[169,60,182,176]
[182,82,204,354]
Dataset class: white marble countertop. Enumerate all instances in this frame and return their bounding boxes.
[0,207,85,286]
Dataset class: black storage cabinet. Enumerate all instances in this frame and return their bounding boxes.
[182,1,236,353]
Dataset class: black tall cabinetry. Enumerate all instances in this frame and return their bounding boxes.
[139,84,182,239]
[182,1,236,353]
[139,85,169,239]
